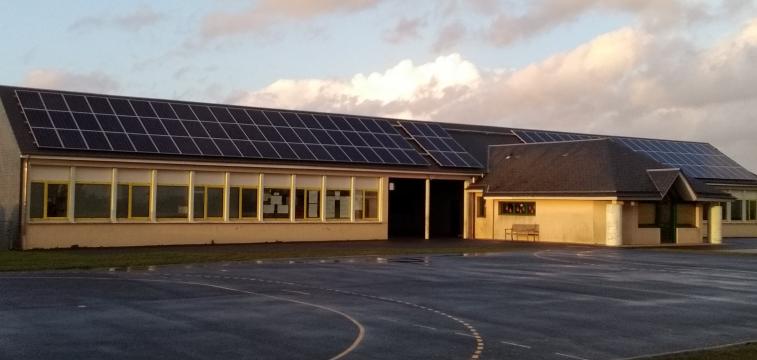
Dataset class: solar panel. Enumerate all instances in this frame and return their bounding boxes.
[15,89,429,167]
[399,121,482,168]
[513,129,757,181]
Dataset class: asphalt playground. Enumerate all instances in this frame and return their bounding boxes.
[2,239,757,360]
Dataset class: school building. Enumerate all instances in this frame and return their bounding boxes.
[0,85,755,249]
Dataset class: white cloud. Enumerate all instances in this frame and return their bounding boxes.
[22,69,120,94]
[383,17,426,44]
[229,19,757,172]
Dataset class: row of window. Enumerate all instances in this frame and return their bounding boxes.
[29,179,379,222]
[703,200,757,222]
[638,202,697,227]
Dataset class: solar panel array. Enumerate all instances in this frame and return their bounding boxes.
[513,130,757,180]
[15,89,430,167]
[399,121,482,168]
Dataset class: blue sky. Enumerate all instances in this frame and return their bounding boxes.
[2,0,757,170]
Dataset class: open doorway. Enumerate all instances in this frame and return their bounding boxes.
[430,180,463,238]
[388,178,425,238]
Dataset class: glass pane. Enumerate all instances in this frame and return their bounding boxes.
[229,187,240,219]
[156,186,188,218]
[749,200,757,221]
[241,188,258,218]
[263,188,290,219]
[206,187,224,218]
[46,184,68,218]
[193,187,205,219]
[75,184,111,218]
[326,190,350,219]
[131,186,150,218]
[353,191,364,219]
[676,203,695,226]
[307,190,320,219]
[29,182,44,219]
[731,200,743,221]
[116,184,129,218]
[295,189,305,219]
[638,203,656,226]
[364,191,378,219]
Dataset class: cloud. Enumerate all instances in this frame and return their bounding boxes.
[432,22,466,52]
[22,69,120,94]
[229,19,757,172]
[383,17,426,43]
[201,0,381,39]
[69,5,163,32]
[484,0,737,46]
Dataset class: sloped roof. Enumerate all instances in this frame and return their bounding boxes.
[477,139,732,200]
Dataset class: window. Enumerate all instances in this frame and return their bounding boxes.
[748,200,757,221]
[354,190,379,220]
[498,202,536,216]
[295,189,321,220]
[156,185,189,219]
[29,182,68,219]
[74,183,111,218]
[229,187,258,219]
[676,203,696,227]
[731,200,744,221]
[194,186,224,219]
[263,188,290,219]
[326,190,350,220]
[638,202,656,226]
[116,184,150,219]
[476,195,486,218]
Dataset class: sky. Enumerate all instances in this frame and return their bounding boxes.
[1,0,756,171]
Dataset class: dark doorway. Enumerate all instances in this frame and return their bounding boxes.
[388,178,425,238]
[657,198,677,244]
[430,180,464,238]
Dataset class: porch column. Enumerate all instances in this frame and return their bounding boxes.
[606,202,623,246]
[424,178,430,240]
[708,204,723,245]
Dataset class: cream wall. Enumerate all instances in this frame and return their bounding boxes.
[621,203,660,245]
[25,222,386,249]
[473,198,608,245]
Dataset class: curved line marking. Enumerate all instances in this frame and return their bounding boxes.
[0,276,364,360]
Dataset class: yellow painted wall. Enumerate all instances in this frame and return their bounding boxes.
[475,199,607,244]
[25,222,387,249]
[721,223,757,238]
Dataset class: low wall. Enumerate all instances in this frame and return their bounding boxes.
[24,222,387,249]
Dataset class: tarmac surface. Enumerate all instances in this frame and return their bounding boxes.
[2,239,757,360]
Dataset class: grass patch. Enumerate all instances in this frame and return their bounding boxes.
[0,242,534,272]
[641,342,757,360]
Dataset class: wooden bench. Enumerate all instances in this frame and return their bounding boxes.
[505,224,539,241]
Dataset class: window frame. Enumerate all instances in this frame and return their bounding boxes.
[353,189,379,221]
[193,185,225,221]
[29,181,70,220]
[295,187,322,221]
[262,187,292,221]
[117,183,151,220]
[325,188,351,221]
[497,201,536,216]
[73,181,112,220]
[228,186,259,221]
[155,184,190,220]
[476,195,486,218]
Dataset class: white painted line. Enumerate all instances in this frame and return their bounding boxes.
[455,331,476,338]
[555,352,590,360]
[282,289,311,296]
[411,323,438,331]
[500,340,531,349]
